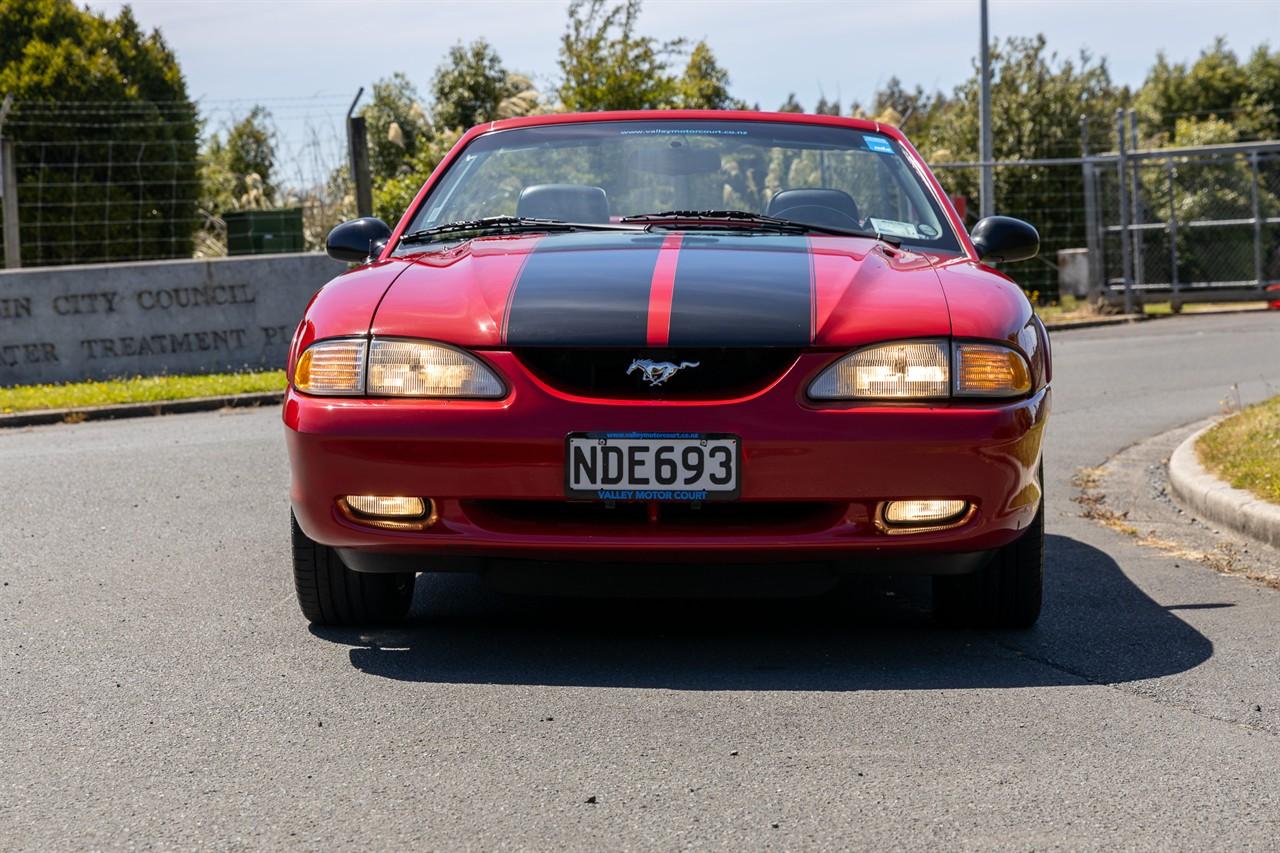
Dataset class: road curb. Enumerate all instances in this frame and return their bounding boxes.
[1168,420,1280,550]
[1043,306,1272,333]
[1043,315,1147,332]
[0,391,284,429]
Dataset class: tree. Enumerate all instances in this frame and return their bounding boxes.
[912,36,1125,301]
[431,40,530,130]
[557,0,685,110]
[200,106,276,214]
[1139,115,1280,284]
[0,0,199,265]
[361,73,430,185]
[494,75,544,119]
[1136,39,1279,144]
[813,95,841,116]
[867,77,941,131]
[777,94,804,113]
[676,41,744,110]
[372,127,465,225]
[914,36,1123,165]
[358,40,542,228]
[224,107,275,197]
[1242,44,1280,139]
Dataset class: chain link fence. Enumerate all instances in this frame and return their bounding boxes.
[1094,143,1280,307]
[932,156,1090,303]
[2,100,1279,311]
[932,131,1280,308]
[0,98,353,268]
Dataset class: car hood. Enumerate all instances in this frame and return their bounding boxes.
[370,231,953,348]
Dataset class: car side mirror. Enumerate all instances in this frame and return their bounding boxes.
[326,217,392,263]
[970,216,1039,264]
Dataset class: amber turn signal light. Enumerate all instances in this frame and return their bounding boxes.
[954,344,1031,397]
[294,339,367,395]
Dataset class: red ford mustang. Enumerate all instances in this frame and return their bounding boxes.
[284,110,1049,629]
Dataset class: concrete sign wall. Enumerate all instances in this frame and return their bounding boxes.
[0,252,346,386]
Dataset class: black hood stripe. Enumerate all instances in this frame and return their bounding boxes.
[667,235,813,346]
[504,232,815,347]
[505,232,666,346]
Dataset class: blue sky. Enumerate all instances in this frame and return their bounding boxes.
[83,0,1279,185]
[87,0,1278,109]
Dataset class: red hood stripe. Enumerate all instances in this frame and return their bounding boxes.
[645,233,683,346]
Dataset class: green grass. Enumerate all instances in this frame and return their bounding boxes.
[0,370,287,414]
[1034,295,1088,323]
[1144,301,1268,316]
[1198,396,1280,505]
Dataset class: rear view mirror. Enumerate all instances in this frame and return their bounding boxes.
[970,216,1039,264]
[630,146,723,176]
[326,217,392,263]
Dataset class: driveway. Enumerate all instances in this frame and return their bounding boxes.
[2,312,1279,850]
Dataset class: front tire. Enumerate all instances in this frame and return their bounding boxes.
[933,502,1044,629]
[291,513,415,626]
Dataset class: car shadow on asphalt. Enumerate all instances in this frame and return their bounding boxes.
[312,534,1214,690]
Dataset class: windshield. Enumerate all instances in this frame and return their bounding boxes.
[402,119,961,252]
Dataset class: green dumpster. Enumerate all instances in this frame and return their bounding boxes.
[223,208,305,255]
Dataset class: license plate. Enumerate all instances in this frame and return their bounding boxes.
[565,433,740,501]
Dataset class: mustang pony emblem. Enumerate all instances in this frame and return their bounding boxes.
[627,359,701,387]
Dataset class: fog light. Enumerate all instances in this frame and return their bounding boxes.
[882,499,969,529]
[345,495,425,518]
[338,496,436,530]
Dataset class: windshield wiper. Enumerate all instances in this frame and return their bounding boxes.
[620,210,900,246]
[398,215,641,246]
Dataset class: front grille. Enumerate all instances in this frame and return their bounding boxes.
[515,348,801,400]
[464,500,847,533]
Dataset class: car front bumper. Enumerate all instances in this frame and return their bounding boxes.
[285,352,1049,573]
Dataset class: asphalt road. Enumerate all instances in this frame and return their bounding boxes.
[3,312,1280,851]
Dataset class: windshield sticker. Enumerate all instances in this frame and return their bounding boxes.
[869,218,920,239]
[863,135,896,155]
[618,128,749,136]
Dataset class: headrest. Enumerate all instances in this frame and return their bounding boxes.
[765,188,861,228]
[517,184,610,224]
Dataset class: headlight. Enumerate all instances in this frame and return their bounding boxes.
[808,340,949,400]
[294,338,366,395]
[808,339,1031,400]
[953,342,1031,397]
[294,338,505,398]
[366,339,505,398]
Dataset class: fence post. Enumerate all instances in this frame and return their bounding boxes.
[345,87,373,219]
[0,94,19,269]
[1115,110,1135,314]
[1249,151,1263,289]
[1079,116,1103,303]
[347,117,373,219]
[1167,159,1180,303]
[978,0,994,219]
[1128,110,1144,289]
